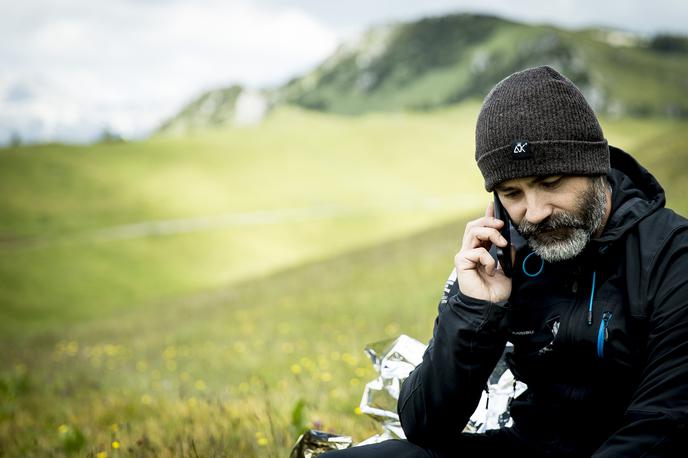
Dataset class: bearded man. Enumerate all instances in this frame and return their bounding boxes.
[322,66,688,457]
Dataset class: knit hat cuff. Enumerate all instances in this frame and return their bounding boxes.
[477,139,610,191]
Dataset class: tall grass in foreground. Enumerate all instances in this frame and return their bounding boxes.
[1,217,462,456]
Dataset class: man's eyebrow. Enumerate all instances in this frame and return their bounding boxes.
[495,183,517,193]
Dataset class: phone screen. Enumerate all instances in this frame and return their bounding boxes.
[493,193,513,277]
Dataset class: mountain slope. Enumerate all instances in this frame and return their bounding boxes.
[278,13,688,117]
[157,85,271,135]
[159,12,688,134]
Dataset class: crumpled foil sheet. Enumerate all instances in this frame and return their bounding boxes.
[289,335,527,456]
[356,334,426,445]
[289,430,353,458]
[464,343,527,433]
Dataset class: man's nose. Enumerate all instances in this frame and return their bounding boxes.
[524,197,553,225]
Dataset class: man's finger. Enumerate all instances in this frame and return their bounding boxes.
[463,226,508,250]
[464,215,504,233]
[456,247,497,275]
[485,200,494,218]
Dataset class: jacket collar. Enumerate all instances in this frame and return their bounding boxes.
[592,145,665,245]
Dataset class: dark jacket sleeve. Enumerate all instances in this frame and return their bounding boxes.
[592,226,688,457]
[397,275,508,447]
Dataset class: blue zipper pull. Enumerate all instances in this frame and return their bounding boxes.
[587,271,597,325]
[596,311,613,358]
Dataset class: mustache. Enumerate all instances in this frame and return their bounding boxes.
[518,212,586,238]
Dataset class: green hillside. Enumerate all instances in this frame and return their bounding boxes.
[157,85,245,134]
[281,13,688,117]
[1,102,687,455]
[163,13,688,132]
[0,103,485,338]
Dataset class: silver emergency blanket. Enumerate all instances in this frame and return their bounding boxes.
[356,334,426,445]
[289,335,528,456]
[465,346,528,433]
[289,430,353,458]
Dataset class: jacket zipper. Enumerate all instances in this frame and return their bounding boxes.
[596,311,613,358]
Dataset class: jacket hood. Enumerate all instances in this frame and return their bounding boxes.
[594,145,666,244]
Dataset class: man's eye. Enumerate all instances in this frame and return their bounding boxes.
[542,178,562,189]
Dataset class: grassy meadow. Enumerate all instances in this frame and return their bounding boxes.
[1,102,687,457]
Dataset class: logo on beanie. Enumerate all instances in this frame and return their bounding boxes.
[511,140,532,160]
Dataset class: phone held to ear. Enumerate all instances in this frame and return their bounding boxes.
[493,193,513,278]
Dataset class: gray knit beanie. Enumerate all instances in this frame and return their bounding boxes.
[475,65,609,191]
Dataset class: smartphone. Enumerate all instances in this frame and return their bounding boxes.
[493,193,513,277]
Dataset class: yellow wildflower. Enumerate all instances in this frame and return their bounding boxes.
[66,341,79,355]
[384,322,400,336]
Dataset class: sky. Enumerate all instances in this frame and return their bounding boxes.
[1,0,687,145]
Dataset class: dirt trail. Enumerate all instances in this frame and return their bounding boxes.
[0,195,481,251]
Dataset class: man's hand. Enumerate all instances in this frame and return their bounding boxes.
[454,201,512,303]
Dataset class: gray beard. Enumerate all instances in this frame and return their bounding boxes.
[518,177,609,263]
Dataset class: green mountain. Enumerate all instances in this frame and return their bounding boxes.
[158,13,688,133]
[157,85,272,135]
[280,13,688,116]
[158,85,243,134]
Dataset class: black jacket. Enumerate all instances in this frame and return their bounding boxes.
[398,146,688,456]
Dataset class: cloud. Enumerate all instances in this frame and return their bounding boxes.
[0,0,338,144]
[260,0,688,35]
[2,0,686,144]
